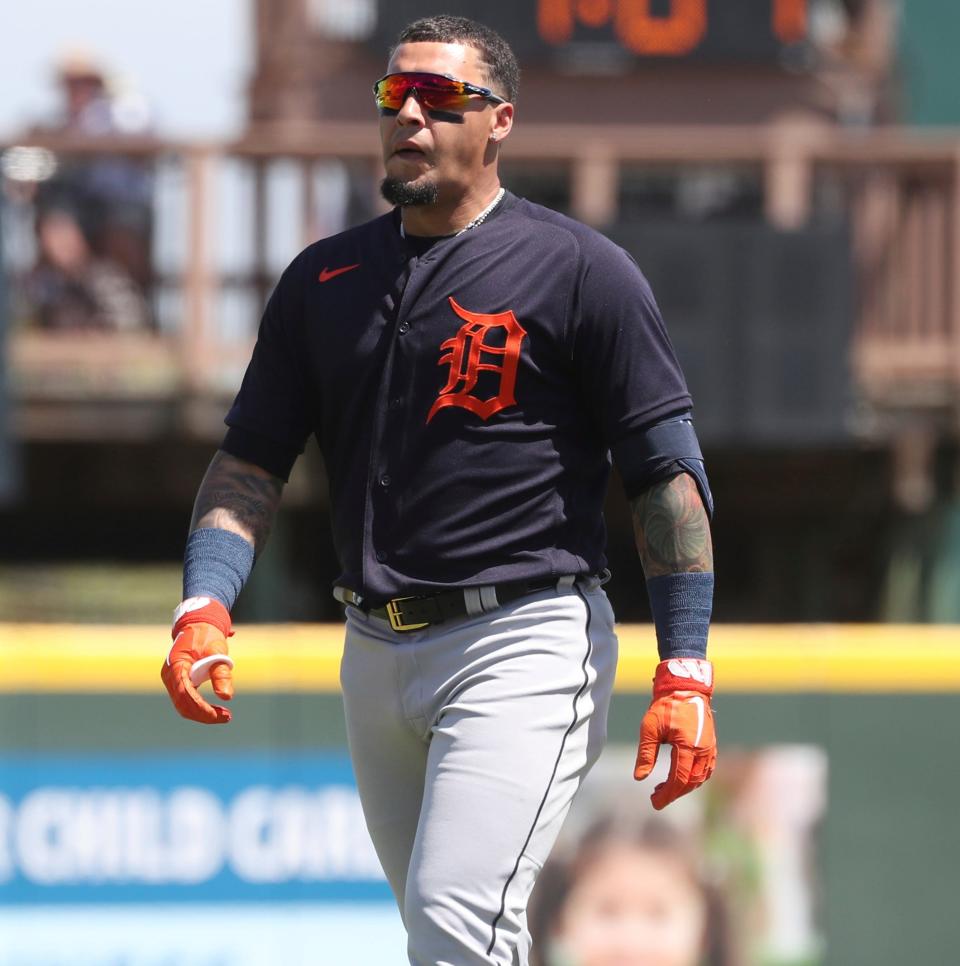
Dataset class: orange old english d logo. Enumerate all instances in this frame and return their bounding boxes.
[426,296,528,424]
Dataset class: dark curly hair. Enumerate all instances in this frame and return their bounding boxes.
[393,15,520,104]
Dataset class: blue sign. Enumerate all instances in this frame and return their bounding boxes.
[0,753,392,904]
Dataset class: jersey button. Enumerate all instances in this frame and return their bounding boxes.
[398,321,410,334]
[376,550,388,563]
[379,474,391,488]
[388,397,403,410]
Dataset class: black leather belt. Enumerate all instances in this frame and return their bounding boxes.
[344,579,561,633]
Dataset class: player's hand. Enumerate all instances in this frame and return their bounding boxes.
[161,597,235,725]
[634,658,716,810]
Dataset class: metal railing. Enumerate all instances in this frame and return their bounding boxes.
[3,120,960,439]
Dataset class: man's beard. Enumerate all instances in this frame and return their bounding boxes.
[380,177,439,207]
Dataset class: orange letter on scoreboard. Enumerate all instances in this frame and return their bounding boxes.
[539,0,576,44]
[615,0,708,56]
[773,0,807,43]
[538,0,708,55]
[576,0,614,28]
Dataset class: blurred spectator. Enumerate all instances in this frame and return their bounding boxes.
[23,206,149,331]
[528,814,733,966]
[21,47,155,328]
[813,0,897,124]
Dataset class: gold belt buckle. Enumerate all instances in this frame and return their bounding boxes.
[385,597,430,633]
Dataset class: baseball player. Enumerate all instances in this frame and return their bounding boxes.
[161,15,716,966]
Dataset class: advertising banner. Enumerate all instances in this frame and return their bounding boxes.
[0,752,406,964]
[0,752,391,905]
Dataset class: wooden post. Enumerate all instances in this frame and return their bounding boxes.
[571,147,618,227]
[903,188,923,342]
[917,183,946,342]
[763,114,832,231]
[183,147,217,395]
[764,125,812,230]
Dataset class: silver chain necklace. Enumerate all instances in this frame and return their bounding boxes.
[400,187,505,239]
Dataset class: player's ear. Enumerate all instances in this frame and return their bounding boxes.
[488,102,513,144]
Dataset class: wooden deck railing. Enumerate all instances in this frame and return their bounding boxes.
[4,121,960,438]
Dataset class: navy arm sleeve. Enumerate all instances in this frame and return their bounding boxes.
[611,412,714,518]
[221,256,317,481]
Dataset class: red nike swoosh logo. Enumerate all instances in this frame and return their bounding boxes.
[318,263,360,282]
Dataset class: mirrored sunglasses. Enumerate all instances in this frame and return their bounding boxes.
[373,72,506,115]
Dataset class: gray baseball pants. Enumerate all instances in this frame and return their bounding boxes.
[339,576,618,966]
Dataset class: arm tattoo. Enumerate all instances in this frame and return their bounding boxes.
[190,450,284,554]
[630,472,713,578]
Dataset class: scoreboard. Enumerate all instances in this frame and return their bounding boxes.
[373,0,811,67]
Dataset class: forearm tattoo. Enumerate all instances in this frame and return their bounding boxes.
[630,472,713,578]
[190,450,284,554]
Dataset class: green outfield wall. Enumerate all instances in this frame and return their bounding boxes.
[1,623,958,965]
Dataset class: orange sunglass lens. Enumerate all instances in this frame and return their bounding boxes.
[376,75,468,111]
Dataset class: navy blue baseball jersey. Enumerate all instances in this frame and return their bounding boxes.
[222,192,692,605]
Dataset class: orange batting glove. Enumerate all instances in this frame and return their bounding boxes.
[634,658,716,810]
[161,597,235,725]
